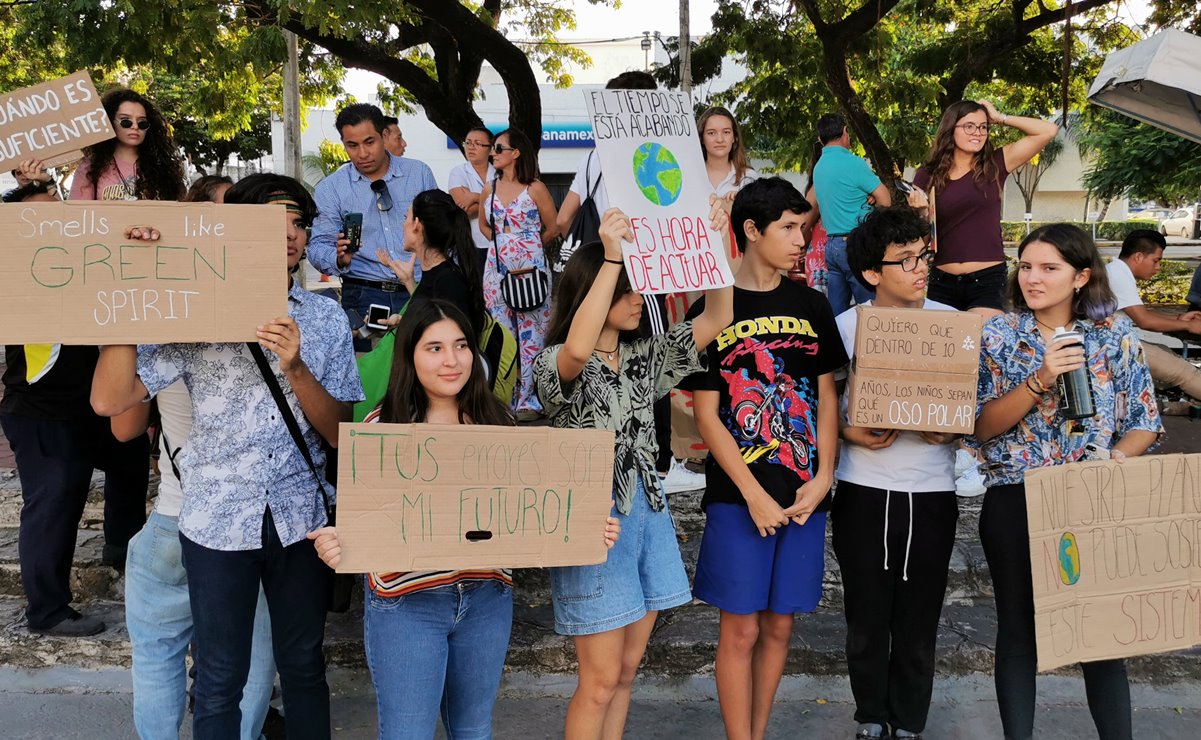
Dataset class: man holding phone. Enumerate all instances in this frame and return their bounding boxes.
[309,103,437,346]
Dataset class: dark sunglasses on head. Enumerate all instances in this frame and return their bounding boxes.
[370,179,393,212]
[117,118,151,130]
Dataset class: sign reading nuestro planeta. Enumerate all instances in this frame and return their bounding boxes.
[333,423,616,573]
[0,201,286,344]
[1026,454,1201,672]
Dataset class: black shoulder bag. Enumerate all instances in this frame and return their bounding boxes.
[247,342,354,613]
[488,178,550,312]
[559,151,603,271]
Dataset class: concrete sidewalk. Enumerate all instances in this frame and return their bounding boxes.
[1,667,1198,739]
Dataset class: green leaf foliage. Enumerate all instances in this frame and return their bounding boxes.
[1078,109,1201,207]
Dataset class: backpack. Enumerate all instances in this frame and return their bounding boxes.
[352,313,519,422]
[478,313,519,407]
[557,152,603,272]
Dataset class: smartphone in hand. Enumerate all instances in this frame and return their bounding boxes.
[365,303,391,331]
[342,212,364,253]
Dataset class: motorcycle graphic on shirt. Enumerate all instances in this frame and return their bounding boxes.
[724,355,814,475]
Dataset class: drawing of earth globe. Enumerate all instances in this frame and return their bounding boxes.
[632,142,683,206]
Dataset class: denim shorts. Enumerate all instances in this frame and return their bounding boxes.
[547,478,690,636]
[927,263,1008,311]
[693,503,827,615]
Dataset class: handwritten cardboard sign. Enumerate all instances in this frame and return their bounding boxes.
[584,89,734,295]
[1026,454,1201,672]
[0,71,113,172]
[0,201,286,344]
[333,423,616,573]
[846,305,982,433]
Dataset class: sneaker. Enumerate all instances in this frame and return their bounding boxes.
[855,723,887,739]
[660,458,705,494]
[31,609,105,637]
[954,449,986,498]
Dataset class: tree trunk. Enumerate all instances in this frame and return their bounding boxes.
[795,0,902,178]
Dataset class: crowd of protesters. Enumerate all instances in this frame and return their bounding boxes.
[1,70,1189,740]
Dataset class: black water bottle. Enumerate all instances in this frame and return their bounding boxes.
[1053,326,1095,420]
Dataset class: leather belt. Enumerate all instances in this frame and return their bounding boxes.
[341,276,406,293]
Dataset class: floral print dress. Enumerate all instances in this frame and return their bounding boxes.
[483,186,549,414]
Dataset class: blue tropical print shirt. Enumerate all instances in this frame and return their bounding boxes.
[137,282,364,551]
[973,311,1162,487]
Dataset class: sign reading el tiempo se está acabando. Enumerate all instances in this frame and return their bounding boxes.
[0,201,286,344]
[585,89,734,294]
[0,71,114,171]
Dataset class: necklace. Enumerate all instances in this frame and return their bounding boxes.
[1034,315,1065,335]
[113,159,137,199]
[594,344,618,362]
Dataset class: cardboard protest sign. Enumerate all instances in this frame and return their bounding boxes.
[1026,454,1201,672]
[0,71,113,172]
[584,89,734,294]
[0,201,286,344]
[846,306,982,433]
[333,424,616,573]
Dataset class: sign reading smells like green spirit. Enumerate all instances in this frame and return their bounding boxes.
[333,423,617,573]
[0,201,287,344]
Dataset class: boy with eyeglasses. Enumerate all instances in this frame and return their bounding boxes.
[309,103,437,346]
[833,206,959,740]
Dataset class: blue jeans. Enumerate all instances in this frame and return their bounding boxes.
[363,579,513,740]
[341,281,411,351]
[824,235,875,315]
[126,511,275,740]
[180,509,333,740]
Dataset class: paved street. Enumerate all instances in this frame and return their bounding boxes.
[0,667,1198,739]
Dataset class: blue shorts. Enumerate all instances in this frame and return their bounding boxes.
[693,503,827,615]
[547,478,690,636]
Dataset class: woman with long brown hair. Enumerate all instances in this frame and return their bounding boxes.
[69,88,184,202]
[698,106,757,201]
[912,100,1057,318]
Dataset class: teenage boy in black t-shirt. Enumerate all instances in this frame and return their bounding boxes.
[682,177,846,739]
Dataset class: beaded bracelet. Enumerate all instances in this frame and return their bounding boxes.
[1027,372,1051,394]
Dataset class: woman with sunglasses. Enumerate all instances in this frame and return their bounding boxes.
[69,88,184,202]
[911,100,1057,319]
[479,128,559,419]
[448,127,496,272]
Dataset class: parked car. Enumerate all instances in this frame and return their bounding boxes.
[1132,207,1173,222]
[1160,206,1197,238]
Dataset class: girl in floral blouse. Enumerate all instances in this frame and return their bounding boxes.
[533,209,732,739]
[973,223,1161,740]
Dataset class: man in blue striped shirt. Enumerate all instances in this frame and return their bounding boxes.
[309,103,437,335]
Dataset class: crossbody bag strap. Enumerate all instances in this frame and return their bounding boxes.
[489,178,508,276]
[585,151,602,200]
[246,342,332,517]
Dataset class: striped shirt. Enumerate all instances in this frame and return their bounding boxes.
[362,406,512,598]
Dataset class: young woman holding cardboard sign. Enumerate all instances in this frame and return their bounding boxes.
[309,300,619,740]
[533,208,732,740]
[973,224,1161,740]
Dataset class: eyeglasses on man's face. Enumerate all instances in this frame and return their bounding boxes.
[878,249,935,272]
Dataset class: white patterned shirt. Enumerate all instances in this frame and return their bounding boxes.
[136,282,364,551]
